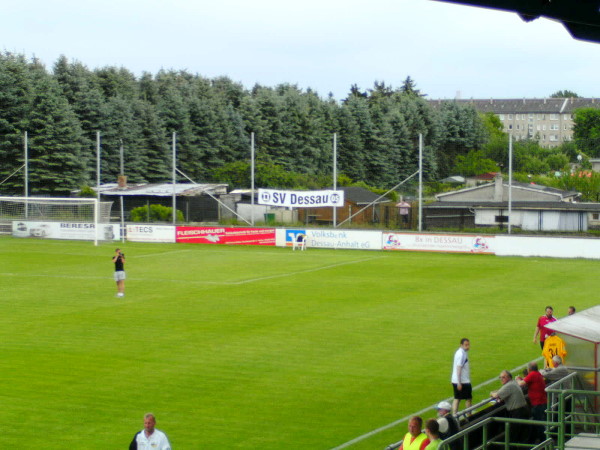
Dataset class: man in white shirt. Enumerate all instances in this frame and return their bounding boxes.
[129,413,171,450]
[451,338,472,414]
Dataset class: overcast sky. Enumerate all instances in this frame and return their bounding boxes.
[4,0,600,101]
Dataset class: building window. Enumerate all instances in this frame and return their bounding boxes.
[550,114,559,120]
[564,124,569,130]
[508,114,513,120]
[549,135,558,141]
[542,135,546,140]
[516,124,520,130]
[522,114,526,120]
[564,114,571,120]
[543,125,546,131]
[516,115,520,120]
[508,124,513,130]
[537,114,542,120]
[499,114,505,120]
[550,124,559,130]
[537,125,541,131]
[528,114,534,122]
[593,213,600,220]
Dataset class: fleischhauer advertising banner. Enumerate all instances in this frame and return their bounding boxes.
[176,226,275,246]
[383,233,495,254]
[258,189,344,208]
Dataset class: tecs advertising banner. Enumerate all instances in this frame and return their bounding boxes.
[126,225,175,243]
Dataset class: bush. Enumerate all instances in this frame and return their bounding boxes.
[130,204,184,222]
[78,185,97,198]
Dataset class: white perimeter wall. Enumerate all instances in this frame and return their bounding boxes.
[494,235,600,259]
[22,222,596,260]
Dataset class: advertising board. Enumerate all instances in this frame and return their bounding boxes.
[258,189,344,208]
[284,229,307,247]
[306,229,382,250]
[12,221,120,241]
[383,233,495,254]
[176,226,275,245]
[126,225,175,243]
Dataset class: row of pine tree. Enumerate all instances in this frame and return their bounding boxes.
[0,52,489,195]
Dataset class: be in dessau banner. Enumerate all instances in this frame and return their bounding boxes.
[258,189,344,208]
[383,233,495,254]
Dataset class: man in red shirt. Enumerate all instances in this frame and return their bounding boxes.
[518,361,547,443]
[533,306,557,350]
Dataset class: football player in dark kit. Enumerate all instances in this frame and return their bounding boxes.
[112,248,126,297]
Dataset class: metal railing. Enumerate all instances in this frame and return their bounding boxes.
[384,370,600,450]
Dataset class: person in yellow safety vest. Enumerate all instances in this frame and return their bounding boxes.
[399,416,430,450]
[424,419,442,450]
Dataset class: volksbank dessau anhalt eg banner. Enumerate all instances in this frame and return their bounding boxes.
[258,189,344,208]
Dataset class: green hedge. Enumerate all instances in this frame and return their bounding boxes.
[130,204,184,222]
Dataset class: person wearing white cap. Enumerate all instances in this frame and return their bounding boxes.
[435,401,459,446]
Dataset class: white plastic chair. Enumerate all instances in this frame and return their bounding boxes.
[293,234,307,251]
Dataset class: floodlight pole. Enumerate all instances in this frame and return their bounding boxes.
[24,131,28,199]
[418,133,423,232]
[508,134,513,234]
[333,133,337,228]
[95,131,101,245]
[172,132,177,226]
[96,131,101,201]
[251,132,255,226]
[24,131,29,219]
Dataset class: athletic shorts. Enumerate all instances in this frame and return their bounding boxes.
[114,271,126,282]
[452,383,472,400]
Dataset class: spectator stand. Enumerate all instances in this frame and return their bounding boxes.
[385,369,600,449]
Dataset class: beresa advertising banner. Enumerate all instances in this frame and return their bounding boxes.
[258,189,344,208]
[12,221,120,241]
[176,226,276,246]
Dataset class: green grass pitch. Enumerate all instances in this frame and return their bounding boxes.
[0,236,597,449]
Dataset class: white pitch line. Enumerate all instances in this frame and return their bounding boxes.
[0,273,108,280]
[228,255,388,285]
[0,256,387,286]
[132,249,191,258]
[330,360,537,450]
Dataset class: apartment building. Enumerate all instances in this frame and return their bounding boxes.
[430,98,600,148]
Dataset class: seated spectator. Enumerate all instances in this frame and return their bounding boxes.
[491,370,529,446]
[517,361,546,443]
[424,419,441,450]
[541,356,569,384]
[435,401,459,448]
[399,416,430,450]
